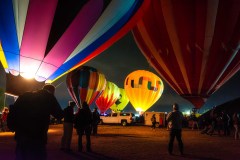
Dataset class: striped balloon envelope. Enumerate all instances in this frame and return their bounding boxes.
[0,0,150,85]
[95,81,120,113]
[132,0,240,109]
[66,66,106,108]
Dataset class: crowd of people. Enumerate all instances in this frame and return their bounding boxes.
[1,84,239,159]
[164,104,240,155]
[165,106,240,140]
[4,84,101,160]
[199,108,240,139]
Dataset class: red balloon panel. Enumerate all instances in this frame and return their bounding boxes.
[132,0,240,108]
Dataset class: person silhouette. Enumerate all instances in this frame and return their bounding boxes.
[92,107,100,135]
[7,84,63,160]
[166,103,184,155]
[151,114,157,130]
[61,101,75,152]
[233,112,240,140]
[74,101,93,152]
[1,107,9,132]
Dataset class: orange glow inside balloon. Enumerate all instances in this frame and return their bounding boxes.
[124,70,164,112]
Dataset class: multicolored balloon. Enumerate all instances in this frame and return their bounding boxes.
[0,0,149,84]
[95,81,120,113]
[66,66,106,108]
[124,70,164,112]
[132,0,240,108]
[110,88,129,113]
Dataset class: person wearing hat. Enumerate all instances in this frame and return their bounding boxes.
[61,101,76,152]
[166,103,184,156]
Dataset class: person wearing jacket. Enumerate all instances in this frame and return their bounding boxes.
[92,107,100,135]
[61,101,75,152]
[166,103,184,156]
[74,101,93,152]
[7,84,63,160]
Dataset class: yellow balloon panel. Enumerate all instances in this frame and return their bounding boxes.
[124,70,164,112]
[0,43,8,69]
[110,88,129,112]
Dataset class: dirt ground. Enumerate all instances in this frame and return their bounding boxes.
[0,124,240,160]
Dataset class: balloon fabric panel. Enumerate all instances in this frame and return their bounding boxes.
[63,0,150,83]
[45,0,90,54]
[124,70,164,112]
[36,0,104,81]
[0,0,20,76]
[46,0,145,82]
[66,71,80,107]
[132,0,240,108]
[88,72,98,89]
[79,69,90,88]
[0,0,145,85]
[12,0,29,49]
[0,43,8,69]
[20,0,58,80]
[66,66,106,108]
[95,81,120,113]
[110,88,129,113]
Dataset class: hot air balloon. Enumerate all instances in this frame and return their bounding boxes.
[124,70,164,112]
[132,0,240,109]
[95,81,120,114]
[66,66,106,108]
[110,88,129,113]
[0,0,150,95]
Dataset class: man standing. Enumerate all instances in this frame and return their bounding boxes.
[7,84,63,160]
[191,113,199,130]
[61,101,75,152]
[74,101,92,152]
[92,107,100,135]
[151,114,157,130]
[222,111,230,136]
[1,107,9,132]
[166,103,184,155]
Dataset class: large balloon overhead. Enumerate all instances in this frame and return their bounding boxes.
[66,66,106,108]
[124,70,164,112]
[0,0,149,84]
[110,88,129,113]
[95,81,120,114]
[132,0,240,109]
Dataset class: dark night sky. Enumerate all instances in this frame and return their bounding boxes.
[1,32,240,114]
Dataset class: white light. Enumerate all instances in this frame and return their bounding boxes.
[136,108,143,112]
[20,72,35,79]
[184,110,191,115]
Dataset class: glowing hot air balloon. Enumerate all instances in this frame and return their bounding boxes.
[66,66,106,108]
[132,0,240,109]
[95,81,120,113]
[0,0,150,95]
[124,70,164,112]
[110,88,129,113]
